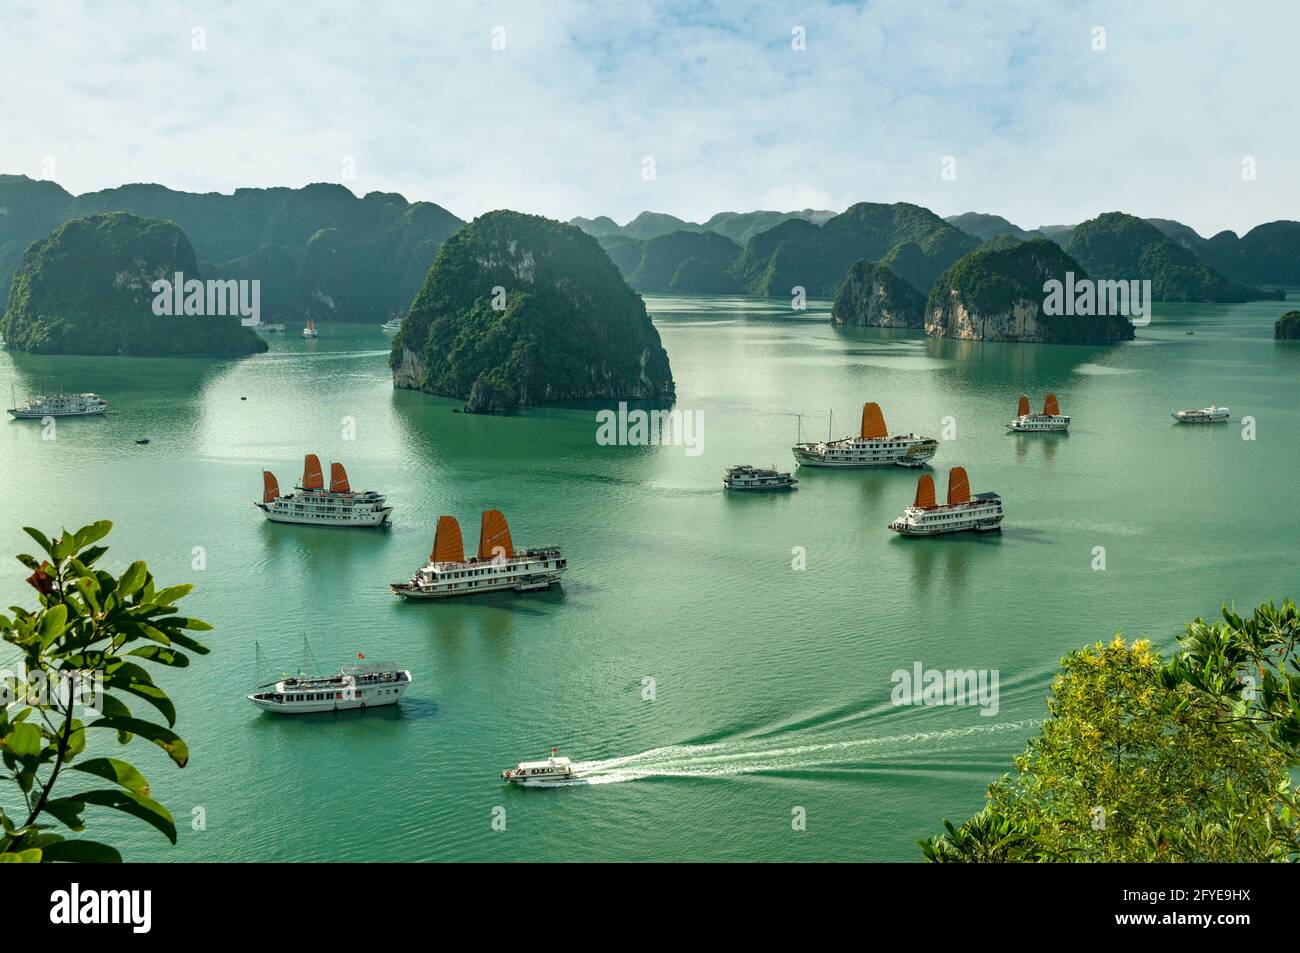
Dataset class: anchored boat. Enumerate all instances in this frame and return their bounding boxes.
[724,464,797,491]
[7,388,107,419]
[302,319,319,338]
[256,454,392,527]
[1009,394,1070,432]
[889,467,1003,536]
[792,402,937,468]
[1173,404,1229,423]
[502,748,577,786]
[246,641,411,714]
[381,314,403,332]
[391,510,566,600]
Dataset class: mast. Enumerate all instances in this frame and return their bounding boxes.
[300,635,320,678]
[828,409,833,442]
[254,641,267,689]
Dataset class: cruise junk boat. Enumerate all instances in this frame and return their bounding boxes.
[1009,394,1070,432]
[391,510,566,600]
[7,390,108,418]
[1173,404,1230,423]
[246,644,412,714]
[792,402,938,468]
[256,454,392,527]
[889,467,1003,536]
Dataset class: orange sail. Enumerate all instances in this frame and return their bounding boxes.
[302,453,324,490]
[329,462,350,493]
[913,474,936,509]
[262,470,280,503]
[477,509,515,561]
[1017,395,1030,417]
[860,402,888,439]
[1043,393,1060,416]
[947,466,971,505]
[430,516,465,563]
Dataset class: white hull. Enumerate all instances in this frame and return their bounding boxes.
[891,519,1003,536]
[1009,415,1070,432]
[259,506,391,527]
[793,437,937,468]
[890,496,1004,536]
[725,482,797,491]
[247,682,409,713]
[393,569,566,600]
[7,408,107,418]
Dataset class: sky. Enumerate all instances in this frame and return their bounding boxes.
[2,0,1297,237]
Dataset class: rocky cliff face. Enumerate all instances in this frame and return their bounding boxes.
[391,210,675,412]
[925,239,1135,344]
[831,261,925,328]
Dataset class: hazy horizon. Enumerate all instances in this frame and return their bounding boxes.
[4,0,1298,237]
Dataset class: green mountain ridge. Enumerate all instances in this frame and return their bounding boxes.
[391,210,674,413]
[1,212,267,356]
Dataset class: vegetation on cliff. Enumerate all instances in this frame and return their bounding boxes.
[733,202,980,297]
[1275,310,1300,339]
[831,261,925,328]
[926,239,1134,343]
[391,211,674,413]
[1067,212,1278,302]
[1,213,266,356]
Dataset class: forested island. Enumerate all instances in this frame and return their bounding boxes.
[1,212,266,356]
[390,210,675,413]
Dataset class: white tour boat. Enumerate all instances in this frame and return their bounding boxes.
[7,389,108,419]
[256,454,392,527]
[889,467,1003,536]
[502,748,577,786]
[1173,404,1230,423]
[792,402,938,468]
[302,319,319,338]
[391,510,566,600]
[724,464,798,491]
[381,315,403,332]
[246,643,411,714]
[1009,393,1070,432]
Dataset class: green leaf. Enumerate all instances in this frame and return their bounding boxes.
[118,561,147,599]
[104,675,175,728]
[38,603,69,648]
[22,527,53,557]
[73,520,112,551]
[71,757,150,795]
[128,645,190,667]
[2,723,43,758]
[86,717,189,767]
[0,848,42,863]
[151,584,192,606]
[39,839,121,863]
[41,798,86,831]
[75,788,176,844]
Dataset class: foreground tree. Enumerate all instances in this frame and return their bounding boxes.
[0,521,210,862]
[922,627,1299,862]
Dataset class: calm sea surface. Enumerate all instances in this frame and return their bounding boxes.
[2,295,1297,861]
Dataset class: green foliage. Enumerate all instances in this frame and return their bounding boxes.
[391,210,675,412]
[732,201,981,297]
[831,260,925,327]
[0,520,211,862]
[604,230,742,293]
[1067,212,1276,302]
[0,212,268,356]
[1275,310,1300,339]
[923,605,1300,863]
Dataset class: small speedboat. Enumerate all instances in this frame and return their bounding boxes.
[135,437,150,445]
[502,748,577,786]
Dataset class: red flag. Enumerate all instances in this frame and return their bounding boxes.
[358,652,365,659]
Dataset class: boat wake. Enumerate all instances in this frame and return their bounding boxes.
[566,720,1037,786]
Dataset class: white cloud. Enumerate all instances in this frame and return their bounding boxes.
[1,0,1295,236]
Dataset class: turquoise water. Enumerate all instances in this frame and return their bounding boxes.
[2,296,1297,861]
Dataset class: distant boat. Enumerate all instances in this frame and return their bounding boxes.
[724,464,797,491]
[302,319,319,338]
[390,510,566,600]
[7,385,107,419]
[246,640,411,714]
[256,321,286,333]
[381,315,403,332]
[1173,405,1229,423]
[256,455,392,527]
[135,437,150,445]
[792,402,937,468]
[889,467,1004,536]
[1009,394,1070,432]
